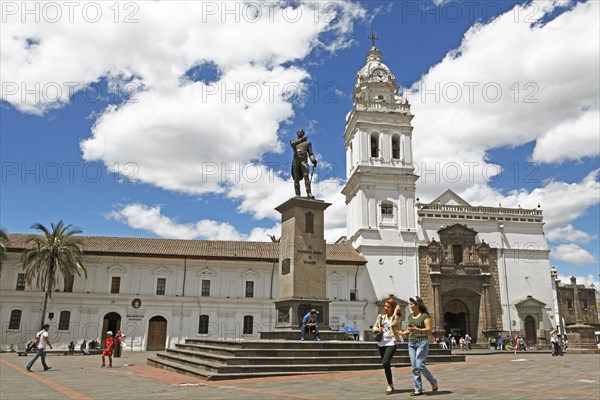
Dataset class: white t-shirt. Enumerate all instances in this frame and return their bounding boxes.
[378,315,396,347]
[37,330,49,350]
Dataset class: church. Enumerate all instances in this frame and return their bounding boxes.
[1,43,562,351]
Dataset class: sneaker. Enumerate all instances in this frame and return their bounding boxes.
[44,367,52,371]
[300,338,304,341]
[315,338,321,342]
[107,365,112,368]
[25,368,31,372]
[101,365,105,368]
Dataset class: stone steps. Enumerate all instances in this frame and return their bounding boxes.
[148,338,466,381]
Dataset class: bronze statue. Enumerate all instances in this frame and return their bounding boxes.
[290,129,317,198]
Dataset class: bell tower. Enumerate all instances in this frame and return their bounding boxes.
[341,40,419,300]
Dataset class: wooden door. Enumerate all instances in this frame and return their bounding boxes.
[147,317,167,351]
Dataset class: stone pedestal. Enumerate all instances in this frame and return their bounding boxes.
[273,197,331,330]
[566,324,598,350]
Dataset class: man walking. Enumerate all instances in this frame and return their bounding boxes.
[26,323,52,372]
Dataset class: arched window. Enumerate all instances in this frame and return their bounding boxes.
[370,133,380,158]
[198,315,209,334]
[58,311,71,331]
[243,315,254,334]
[9,310,22,330]
[392,135,401,159]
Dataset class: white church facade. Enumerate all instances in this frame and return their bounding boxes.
[1,44,557,351]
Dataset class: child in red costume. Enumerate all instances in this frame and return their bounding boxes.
[101,331,114,368]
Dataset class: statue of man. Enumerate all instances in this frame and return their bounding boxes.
[290,129,317,198]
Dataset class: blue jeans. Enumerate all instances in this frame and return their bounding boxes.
[408,341,437,393]
[300,323,320,340]
[26,348,48,370]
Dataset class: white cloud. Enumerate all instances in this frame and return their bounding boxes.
[532,110,600,164]
[6,1,367,199]
[81,65,307,195]
[552,244,596,265]
[546,224,596,244]
[1,1,366,115]
[107,203,244,240]
[406,1,599,199]
[405,2,599,248]
[557,273,600,289]
[497,170,599,233]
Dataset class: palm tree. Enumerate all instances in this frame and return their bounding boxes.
[21,221,87,327]
[268,234,280,243]
[0,228,8,279]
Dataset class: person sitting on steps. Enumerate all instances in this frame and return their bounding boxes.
[300,309,321,341]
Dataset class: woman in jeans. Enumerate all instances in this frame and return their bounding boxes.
[373,298,402,394]
[400,296,439,396]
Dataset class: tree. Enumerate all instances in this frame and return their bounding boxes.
[0,228,7,279]
[268,234,280,243]
[21,221,87,327]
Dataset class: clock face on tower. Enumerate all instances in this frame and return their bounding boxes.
[372,68,387,82]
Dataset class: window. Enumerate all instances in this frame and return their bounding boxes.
[380,202,394,224]
[201,280,211,297]
[15,273,26,291]
[243,315,253,334]
[58,311,70,330]
[350,289,358,301]
[245,281,254,298]
[453,245,463,265]
[381,202,393,215]
[582,300,589,310]
[370,133,379,158]
[156,278,166,295]
[64,275,74,292]
[567,299,573,309]
[198,315,209,334]
[8,310,21,329]
[110,276,121,294]
[392,135,400,159]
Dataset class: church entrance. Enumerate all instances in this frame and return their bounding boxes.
[443,299,469,339]
[524,315,537,344]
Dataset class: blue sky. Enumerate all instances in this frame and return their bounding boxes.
[1,0,598,287]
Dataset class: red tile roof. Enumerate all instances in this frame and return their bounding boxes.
[6,234,365,265]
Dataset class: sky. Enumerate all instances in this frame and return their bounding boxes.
[1,0,598,288]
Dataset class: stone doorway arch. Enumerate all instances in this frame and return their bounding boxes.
[147,316,168,351]
[524,315,537,344]
[443,299,469,339]
[101,312,121,348]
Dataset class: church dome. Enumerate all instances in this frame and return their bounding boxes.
[352,43,400,103]
[354,46,397,89]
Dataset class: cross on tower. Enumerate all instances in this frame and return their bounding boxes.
[368,31,379,47]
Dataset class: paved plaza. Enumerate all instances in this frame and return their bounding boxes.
[1,350,598,399]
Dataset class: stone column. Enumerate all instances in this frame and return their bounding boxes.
[274,197,331,330]
[570,276,583,325]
